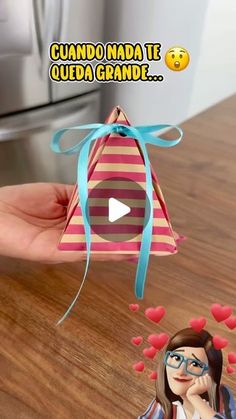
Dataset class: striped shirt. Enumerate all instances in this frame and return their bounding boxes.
[138,385,236,418]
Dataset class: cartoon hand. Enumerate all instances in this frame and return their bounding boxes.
[186,374,213,399]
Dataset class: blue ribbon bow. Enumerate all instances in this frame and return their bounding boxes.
[51,123,183,325]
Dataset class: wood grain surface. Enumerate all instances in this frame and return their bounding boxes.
[0,95,235,418]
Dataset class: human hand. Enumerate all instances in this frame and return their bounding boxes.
[186,374,213,399]
[0,183,78,263]
[0,183,131,264]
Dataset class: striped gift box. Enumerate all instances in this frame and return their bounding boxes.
[58,106,182,255]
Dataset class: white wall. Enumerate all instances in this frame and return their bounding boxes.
[188,0,236,118]
[101,0,236,125]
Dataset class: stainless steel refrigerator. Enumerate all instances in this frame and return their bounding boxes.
[0,0,104,186]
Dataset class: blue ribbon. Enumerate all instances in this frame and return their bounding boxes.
[51,123,183,325]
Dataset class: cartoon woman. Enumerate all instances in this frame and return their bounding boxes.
[139,328,236,419]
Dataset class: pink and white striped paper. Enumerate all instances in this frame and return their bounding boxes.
[58,106,183,256]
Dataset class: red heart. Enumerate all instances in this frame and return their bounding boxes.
[212,335,228,350]
[148,333,169,350]
[143,346,157,359]
[131,336,143,346]
[129,304,139,312]
[225,316,236,330]
[149,371,158,380]
[189,317,206,333]
[133,361,145,372]
[226,365,235,374]
[211,304,232,322]
[228,352,236,364]
[145,306,166,323]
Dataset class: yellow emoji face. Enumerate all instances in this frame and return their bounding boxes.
[165,46,190,71]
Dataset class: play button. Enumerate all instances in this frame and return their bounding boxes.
[108,198,131,222]
[86,177,151,242]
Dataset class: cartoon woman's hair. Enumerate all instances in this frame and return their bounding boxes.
[156,328,223,419]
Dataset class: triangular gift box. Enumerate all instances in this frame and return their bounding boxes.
[58,106,183,255]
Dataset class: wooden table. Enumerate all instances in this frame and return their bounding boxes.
[0,95,235,418]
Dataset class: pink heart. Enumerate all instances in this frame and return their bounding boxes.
[148,333,169,350]
[131,336,143,346]
[211,304,232,322]
[225,316,236,330]
[143,346,157,359]
[129,304,140,312]
[189,317,206,333]
[133,361,145,372]
[149,371,158,380]
[226,365,235,375]
[228,352,236,364]
[212,335,228,350]
[145,306,166,323]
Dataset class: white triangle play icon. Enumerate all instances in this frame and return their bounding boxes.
[108,198,131,222]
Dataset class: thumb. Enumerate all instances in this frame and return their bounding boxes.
[53,183,75,206]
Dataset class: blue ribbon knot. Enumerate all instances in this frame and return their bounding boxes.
[51,122,183,325]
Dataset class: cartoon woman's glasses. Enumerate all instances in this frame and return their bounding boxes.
[164,351,209,377]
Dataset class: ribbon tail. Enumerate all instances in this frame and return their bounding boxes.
[56,260,90,326]
[56,140,91,326]
[134,138,153,298]
[56,244,91,325]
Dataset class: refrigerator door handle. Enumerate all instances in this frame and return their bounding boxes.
[55,0,65,42]
[41,0,58,78]
[50,104,92,129]
[0,101,95,141]
[33,0,60,79]
[32,0,44,59]
[56,0,68,42]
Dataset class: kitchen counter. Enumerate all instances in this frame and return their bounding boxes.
[0,95,235,418]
